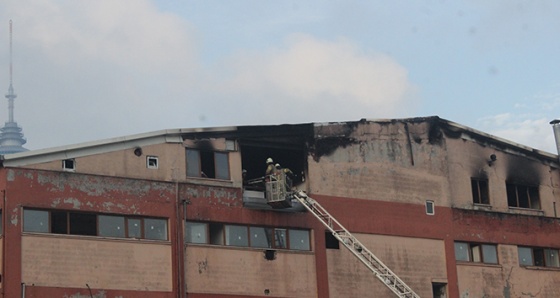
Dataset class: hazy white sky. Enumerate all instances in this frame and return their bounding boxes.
[0,1,559,153]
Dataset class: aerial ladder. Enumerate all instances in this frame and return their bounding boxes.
[292,191,420,298]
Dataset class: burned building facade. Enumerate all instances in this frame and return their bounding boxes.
[0,116,558,297]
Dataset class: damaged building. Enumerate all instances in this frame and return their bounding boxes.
[0,116,559,297]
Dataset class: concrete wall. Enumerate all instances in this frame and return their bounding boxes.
[445,136,560,216]
[185,246,317,298]
[309,121,451,207]
[327,234,447,297]
[23,143,187,181]
[457,244,560,298]
[22,235,172,291]
[2,168,178,297]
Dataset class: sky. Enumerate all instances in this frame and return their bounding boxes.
[0,1,559,153]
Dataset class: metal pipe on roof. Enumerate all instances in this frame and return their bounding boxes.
[550,119,560,160]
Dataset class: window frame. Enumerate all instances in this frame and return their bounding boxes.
[146,156,159,169]
[186,148,230,180]
[185,221,311,251]
[455,241,498,264]
[518,246,560,268]
[22,208,168,241]
[62,159,76,171]
[471,178,490,205]
[506,182,540,210]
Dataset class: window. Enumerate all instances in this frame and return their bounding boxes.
[325,231,340,249]
[23,209,49,233]
[507,183,540,209]
[186,149,230,180]
[62,159,75,171]
[289,229,310,250]
[455,242,498,264]
[147,156,158,169]
[250,226,273,248]
[144,218,168,240]
[23,208,167,240]
[225,225,249,247]
[186,221,208,244]
[185,221,311,251]
[99,215,125,238]
[426,200,435,215]
[518,246,560,267]
[471,178,489,204]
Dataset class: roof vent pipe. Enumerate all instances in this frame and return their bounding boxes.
[550,120,560,159]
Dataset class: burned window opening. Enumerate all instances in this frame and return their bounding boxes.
[471,178,489,205]
[240,142,306,191]
[325,231,340,249]
[186,149,230,180]
[506,182,540,209]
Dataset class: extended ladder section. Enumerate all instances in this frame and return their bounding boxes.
[293,191,420,298]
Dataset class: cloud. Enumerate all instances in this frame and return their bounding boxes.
[0,0,200,149]
[209,34,417,125]
[476,114,556,153]
[0,1,417,150]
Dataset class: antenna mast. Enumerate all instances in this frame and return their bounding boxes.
[6,20,16,122]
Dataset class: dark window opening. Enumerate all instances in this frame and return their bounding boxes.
[69,213,97,236]
[325,231,340,249]
[209,223,224,245]
[186,149,230,180]
[432,283,447,298]
[239,141,307,191]
[147,156,158,169]
[51,211,68,234]
[507,182,540,209]
[62,159,75,171]
[471,178,489,204]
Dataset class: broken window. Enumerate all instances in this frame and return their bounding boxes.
[518,246,560,267]
[62,159,75,171]
[325,231,340,249]
[455,242,498,264]
[146,156,158,169]
[507,182,540,209]
[209,223,224,245]
[186,149,230,180]
[471,178,489,205]
[51,211,68,234]
[69,213,97,236]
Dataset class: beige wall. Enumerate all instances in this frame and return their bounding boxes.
[185,246,317,297]
[457,244,560,297]
[20,140,245,187]
[22,235,173,291]
[327,234,447,297]
[309,121,451,206]
[445,137,560,216]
